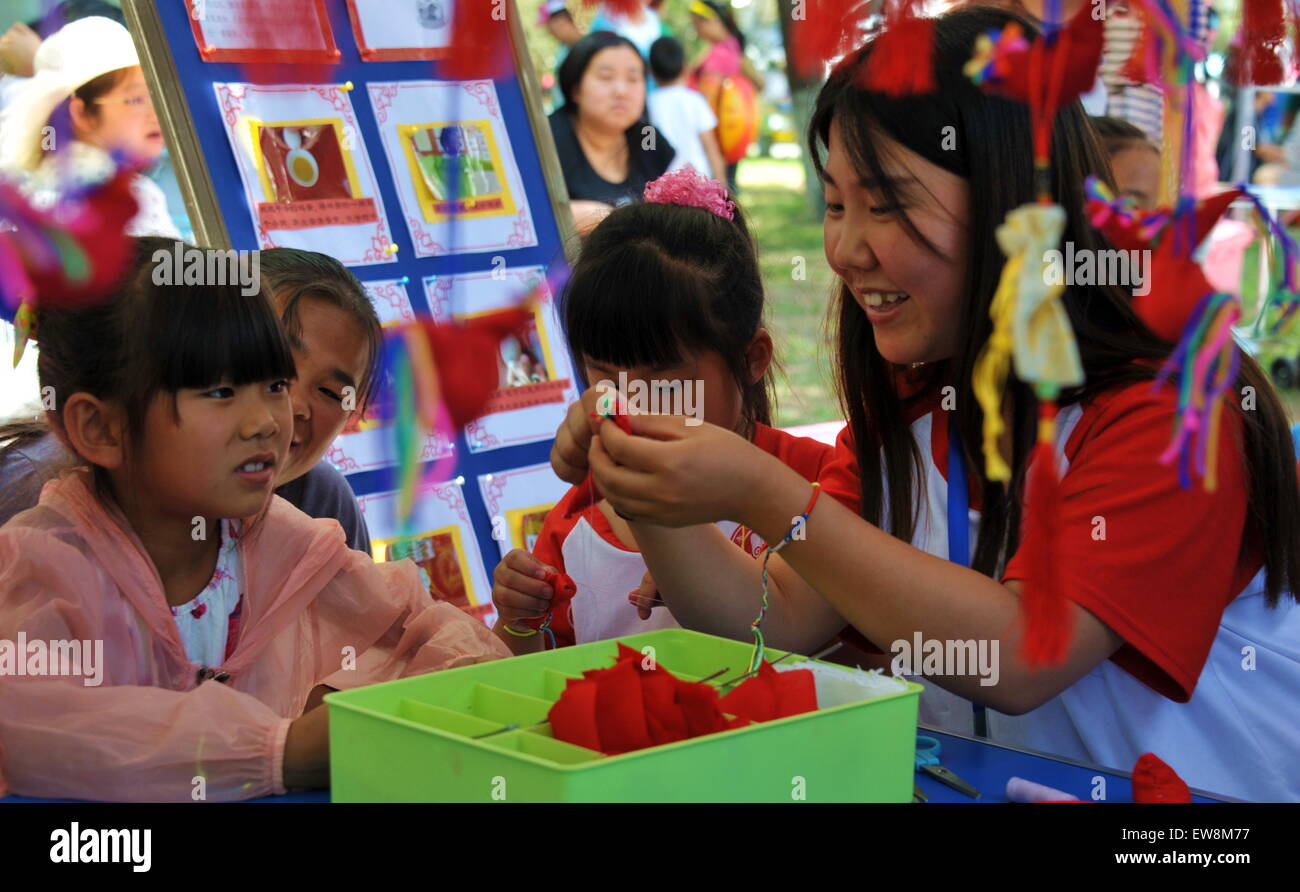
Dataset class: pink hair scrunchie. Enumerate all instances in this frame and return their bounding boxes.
[643,165,736,221]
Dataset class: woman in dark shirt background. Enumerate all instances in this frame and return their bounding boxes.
[549,31,674,236]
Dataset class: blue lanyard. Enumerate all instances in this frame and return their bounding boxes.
[946,415,987,737]
[946,415,969,569]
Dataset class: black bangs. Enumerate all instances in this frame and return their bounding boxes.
[563,239,724,374]
[562,203,757,377]
[126,274,295,396]
[561,199,771,426]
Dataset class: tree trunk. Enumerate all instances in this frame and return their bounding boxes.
[776,0,827,219]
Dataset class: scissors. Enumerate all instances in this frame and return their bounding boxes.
[915,735,981,799]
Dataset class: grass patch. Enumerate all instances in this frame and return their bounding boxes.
[738,158,842,427]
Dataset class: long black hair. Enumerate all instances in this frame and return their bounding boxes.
[561,197,775,431]
[810,5,1299,605]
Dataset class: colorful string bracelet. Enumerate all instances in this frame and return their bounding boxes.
[750,482,822,672]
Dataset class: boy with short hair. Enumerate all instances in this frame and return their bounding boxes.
[647,36,726,183]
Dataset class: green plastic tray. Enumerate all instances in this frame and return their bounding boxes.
[325,628,921,802]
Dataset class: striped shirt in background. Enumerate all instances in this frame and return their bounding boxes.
[1099,0,1212,149]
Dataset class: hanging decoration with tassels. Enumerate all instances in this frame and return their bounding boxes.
[0,167,139,366]
[378,303,537,537]
[788,0,873,80]
[862,0,937,96]
[965,1,1103,666]
[446,0,516,81]
[1085,178,1300,493]
[368,0,550,536]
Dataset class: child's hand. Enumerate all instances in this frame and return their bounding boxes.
[492,548,557,631]
[551,386,616,484]
[628,570,664,620]
[590,413,775,528]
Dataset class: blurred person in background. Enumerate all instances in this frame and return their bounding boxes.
[1092,115,1161,209]
[648,35,726,182]
[689,0,762,193]
[549,30,675,235]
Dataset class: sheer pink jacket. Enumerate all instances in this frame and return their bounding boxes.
[0,470,509,801]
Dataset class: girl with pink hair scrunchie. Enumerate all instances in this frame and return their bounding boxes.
[488,172,833,655]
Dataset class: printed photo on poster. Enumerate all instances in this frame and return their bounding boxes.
[399,121,518,223]
[478,464,574,560]
[512,506,552,553]
[187,0,337,63]
[214,82,396,266]
[500,315,549,389]
[249,118,379,233]
[372,526,486,621]
[422,266,577,451]
[358,483,493,625]
[475,308,567,416]
[368,80,537,257]
[346,0,454,61]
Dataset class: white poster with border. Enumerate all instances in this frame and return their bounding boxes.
[213,81,397,266]
[346,0,454,61]
[359,481,494,626]
[366,79,537,257]
[477,463,573,561]
[423,265,576,452]
[360,276,418,326]
[327,278,454,473]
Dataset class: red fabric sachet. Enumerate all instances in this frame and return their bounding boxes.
[415,306,533,426]
[543,571,577,602]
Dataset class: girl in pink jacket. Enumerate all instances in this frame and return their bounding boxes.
[0,238,509,802]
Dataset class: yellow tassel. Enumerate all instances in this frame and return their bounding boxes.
[1204,397,1222,493]
[973,203,1082,481]
[974,257,1016,482]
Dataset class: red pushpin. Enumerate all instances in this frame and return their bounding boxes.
[543,571,577,601]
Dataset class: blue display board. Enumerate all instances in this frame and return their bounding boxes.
[128,0,577,614]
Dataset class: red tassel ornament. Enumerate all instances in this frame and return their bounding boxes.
[862,11,936,96]
[1241,0,1288,85]
[445,0,515,80]
[412,305,534,427]
[1019,401,1071,667]
[789,0,872,79]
